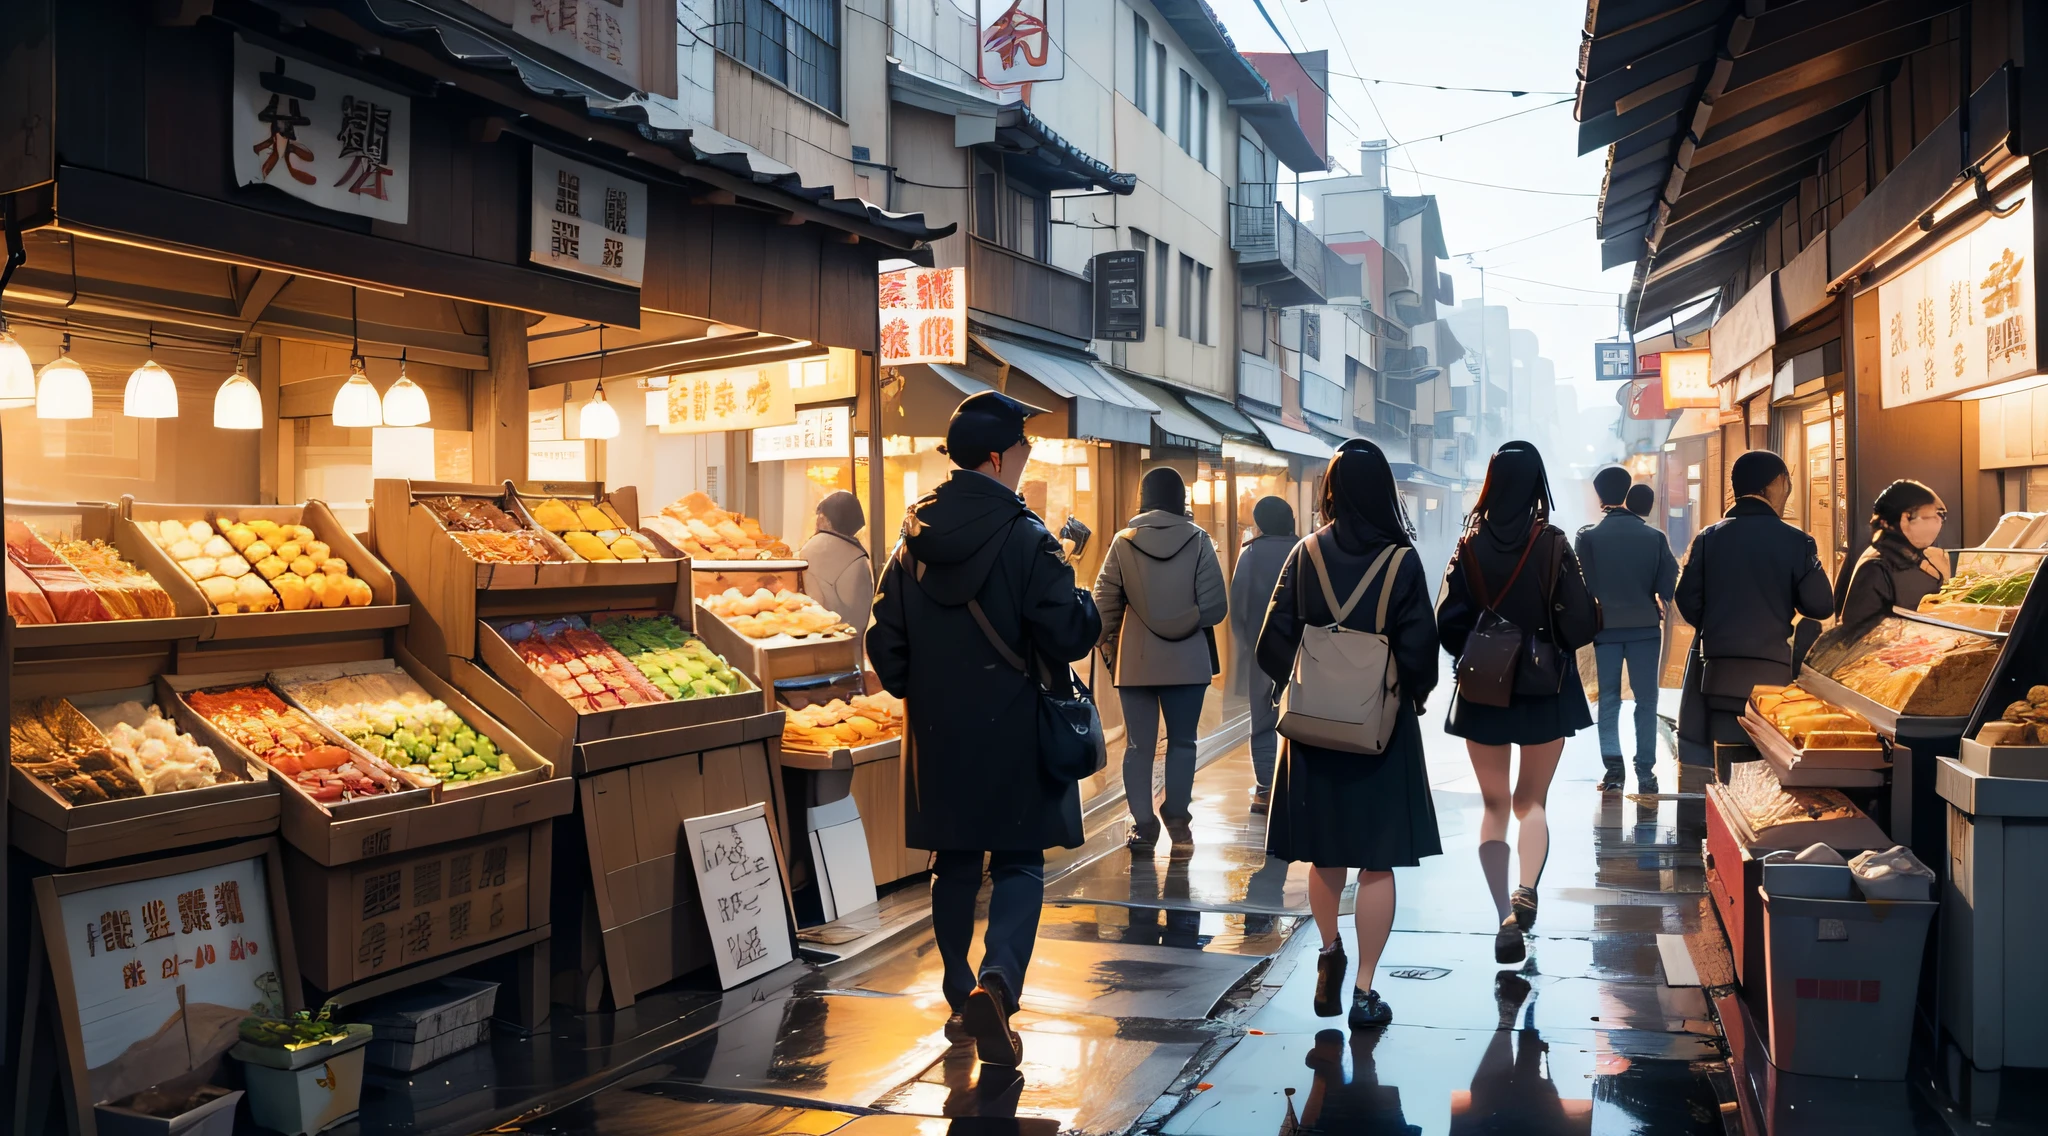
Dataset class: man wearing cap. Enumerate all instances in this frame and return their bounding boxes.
[868,390,1100,1067]
[1674,451,1835,775]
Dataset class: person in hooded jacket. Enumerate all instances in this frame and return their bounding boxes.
[1437,442,1599,966]
[798,491,873,654]
[1231,496,1297,808]
[1259,439,1441,1030]
[868,390,1101,1069]
[1834,479,1948,635]
[1094,467,1229,849]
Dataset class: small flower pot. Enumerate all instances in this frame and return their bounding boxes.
[93,1086,242,1136]
[230,1024,374,1136]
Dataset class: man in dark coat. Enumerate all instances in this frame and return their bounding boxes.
[1576,467,1678,793]
[868,390,1101,1068]
[1229,496,1296,807]
[1674,451,1835,773]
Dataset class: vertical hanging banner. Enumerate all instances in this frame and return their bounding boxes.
[231,36,411,223]
[878,267,967,366]
[529,147,648,287]
[978,0,1064,88]
[1878,196,2036,406]
[514,0,641,90]
[1093,250,1145,342]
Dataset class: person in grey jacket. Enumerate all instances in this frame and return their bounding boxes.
[1576,468,1678,794]
[797,491,873,655]
[1230,497,1297,809]
[1675,451,1835,773]
[1095,467,1228,849]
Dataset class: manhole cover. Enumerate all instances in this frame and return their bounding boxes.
[1385,966,1450,981]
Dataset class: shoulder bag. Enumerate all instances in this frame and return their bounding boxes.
[1454,531,1541,708]
[1276,536,1408,754]
[1113,529,1222,676]
[1514,531,1567,697]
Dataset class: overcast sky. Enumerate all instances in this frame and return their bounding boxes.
[1204,0,1638,425]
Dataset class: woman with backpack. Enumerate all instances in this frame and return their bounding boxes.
[1257,439,1440,1029]
[1094,467,1228,850]
[1437,441,1599,965]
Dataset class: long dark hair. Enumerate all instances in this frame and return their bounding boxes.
[1463,441,1553,547]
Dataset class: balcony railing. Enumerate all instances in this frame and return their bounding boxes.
[1229,200,1330,307]
[966,238,1094,343]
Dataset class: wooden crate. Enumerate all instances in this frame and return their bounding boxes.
[119,497,409,640]
[371,479,685,663]
[692,603,861,713]
[8,679,281,868]
[472,615,761,748]
[4,499,213,648]
[284,820,552,992]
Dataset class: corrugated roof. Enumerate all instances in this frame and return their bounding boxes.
[975,334,1159,445]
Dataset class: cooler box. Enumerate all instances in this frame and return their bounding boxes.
[1761,889,1937,1079]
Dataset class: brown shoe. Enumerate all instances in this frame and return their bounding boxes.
[1312,944,1348,1017]
[962,972,1022,1066]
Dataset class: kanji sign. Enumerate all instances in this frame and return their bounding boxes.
[659,365,797,435]
[1660,348,1717,409]
[231,37,411,223]
[512,0,643,91]
[1093,250,1145,342]
[978,0,1064,88]
[1878,196,2036,407]
[879,267,967,367]
[752,406,866,462]
[683,803,794,990]
[530,147,647,287]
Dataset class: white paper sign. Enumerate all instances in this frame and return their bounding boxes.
[56,856,284,1104]
[1879,197,2037,407]
[752,406,862,462]
[530,147,647,286]
[879,267,967,366]
[979,0,1063,88]
[514,0,642,91]
[683,802,793,990]
[231,36,411,223]
[528,439,588,480]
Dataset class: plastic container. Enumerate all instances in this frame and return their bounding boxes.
[231,1025,372,1136]
[1761,889,1938,1079]
[1849,845,1935,900]
[93,1087,243,1136]
[1762,850,1854,899]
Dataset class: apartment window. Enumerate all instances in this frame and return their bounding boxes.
[1196,86,1210,166]
[714,0,841,114]
[972,154,1048,261]
[1196,263,1212,344]
[1154,238,1170,328]
[1133,15,1150,115]
[1153,44,1167,129]
[1177,254,1195,337]
[1239,135,1271,204]
[1177,70,1194,153]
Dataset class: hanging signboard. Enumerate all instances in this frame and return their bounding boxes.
[1093,250,1145,342]
[1710,272,1776,383]
[1878,196,2037,407]
[752,406,867,462]
[978,0,1064,88]
[1595,340,1635,380]
[1734,355,1774,402]
[683,803,795,990]
[659,365,797,434]
[231,36,411,224]
[529,147,648,287]
[32,840,299,1132]
[1660,348,1717,408]
[513,0,642,90]
[1626,376,1668,420]
[879,267,967,367]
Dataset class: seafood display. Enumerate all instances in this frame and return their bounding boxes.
[645,492,791,560]
[420,495,564,564]
[590,615,748,699]
[81,700,227,794]
[11,698,145,804]
[781,690,904,752]
[1809,615,2001,717]
[497,616,668,712]
[278,669,517,786]
[525,497,659,562]
[700,587,849,640]
[185,685,414,802]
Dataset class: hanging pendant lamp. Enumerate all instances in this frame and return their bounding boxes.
[381,349,430,427]
[214,357,263,430]
[36,335,94,420]
[123,327,180,418]
[332,355,384,428]
[0,317,33,407]
[579,326,620,439]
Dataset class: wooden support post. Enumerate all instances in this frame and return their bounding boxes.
[481,306,531,484]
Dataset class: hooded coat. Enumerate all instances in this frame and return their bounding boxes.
[1093,511,1228,687]
[868,469,1102,851]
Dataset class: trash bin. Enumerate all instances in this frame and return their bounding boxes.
[1761,888,1937,1079]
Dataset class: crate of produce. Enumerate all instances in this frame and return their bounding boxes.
[5,500,213,648]
[644,490,795,562]
[776,672,904,772]
[693,582,860,711]
[511,482,677,565]
[9,682,280,866]
[120,498,407,639]
[355,977,499,1072]
[370,479,685,661]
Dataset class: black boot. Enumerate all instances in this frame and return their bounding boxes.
[1511,886,1538,933]
[1348,987,1392,1028]
[1495,915,1526,964]
[1312,944,1348,1017]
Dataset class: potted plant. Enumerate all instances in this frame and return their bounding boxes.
[229,1005,373,1136]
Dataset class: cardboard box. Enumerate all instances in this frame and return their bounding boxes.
[1959,737,2048,779]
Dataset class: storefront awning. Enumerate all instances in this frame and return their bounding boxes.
[928,364,994,398]
[1181,392,1265,442]
[1250,418,1336,461]
[1118,377,1223,449]
[973,335,1158,445]
[1666,407,1721,441]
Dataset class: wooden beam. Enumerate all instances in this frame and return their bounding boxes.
[691,190,738,207]
[526,333,804,388]
[235,269,293,326]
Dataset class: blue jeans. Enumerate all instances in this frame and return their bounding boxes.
[1120,684,1207,832]
[1595,637,1661,781]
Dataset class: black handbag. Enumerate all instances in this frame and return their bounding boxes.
[1455,535,1541,707]
[1514,534,1566,697]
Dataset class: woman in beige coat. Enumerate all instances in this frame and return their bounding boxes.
[1094,467,1228,849]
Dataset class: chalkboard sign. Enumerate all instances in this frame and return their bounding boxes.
[683,803,795,990]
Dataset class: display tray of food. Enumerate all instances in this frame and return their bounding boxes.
[646,491,796,563]
[120,497,406,640]
[512,481,678,566]
[1803,611,2001,721]
[8,682,279,866]
[1952,513,2048,577]
[1745,684,1889,767]
[4,500,213,647]
[1714,759,1891,852]
[1959,683,2048,779]
[776,674,904,771]
[1913,557,2037,632]
[376,479,681,584]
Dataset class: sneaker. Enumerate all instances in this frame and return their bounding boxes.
[1348,988,1392,1029]
[1495,915,1527,964]
[1312,943,1348,1018]
[961,972,1022,1066]
[1511,886,1538,933]
[1635,767,1660,795]
[1126,824,1159,851]
[1597,767,1624,793]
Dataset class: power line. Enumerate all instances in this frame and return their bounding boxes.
[1449,216,1595,257]
[1392,99,1574,146]
[1388,163,1599,197]
[1329,71,1575,97]
[1490,290,1625,309]
[1478,271,1621,296]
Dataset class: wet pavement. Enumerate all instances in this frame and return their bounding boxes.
[327,699,2048,1135]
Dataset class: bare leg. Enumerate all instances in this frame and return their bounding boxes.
[1468,742,1514,921]
[1352,870,1395,991]
[1308,865,1348,950]
[1512,739,1566,889]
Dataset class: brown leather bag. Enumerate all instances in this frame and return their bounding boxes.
[1454,534,1541,708]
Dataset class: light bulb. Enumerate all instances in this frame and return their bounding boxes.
[0,328,32,407]
[123,359,180,418]
[382,367,430,427]
[331,358,383,428]
[214,367,263,430]
[35,354,94,420]
[580,384,620,439]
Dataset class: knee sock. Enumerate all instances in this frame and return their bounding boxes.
[1478,840,1512,922]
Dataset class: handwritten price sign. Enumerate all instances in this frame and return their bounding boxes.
[682,802,794,989]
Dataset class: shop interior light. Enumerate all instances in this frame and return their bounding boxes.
[580,326,620,440]
[0,319,33,407]
[35,336,94,420]
[213,358,263,430]
[381,352,431,427]
[1192,477,1213,505]
[1951,372,2048,402]
[332,356,384,428]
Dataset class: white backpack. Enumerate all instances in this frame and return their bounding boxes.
[1277,536,1407,755]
